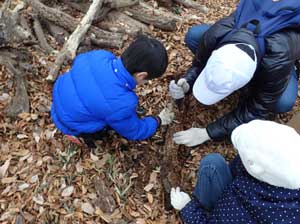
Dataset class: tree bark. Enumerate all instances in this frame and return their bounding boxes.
[104,0,139,8]
[33,15,54,54]
[0,54,30,117]
[47,0,105,82]
[43,20,69,46]
[157,0,173,8]
[0,1,31,45]
[124,2,180,31]
[98,11,150,36]
[24,0,123,48]
[20,14,36,42]
[174,0,208,13]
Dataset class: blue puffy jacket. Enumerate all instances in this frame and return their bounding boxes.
[51,50,158,140]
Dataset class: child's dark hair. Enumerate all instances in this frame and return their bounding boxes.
[121,35,168,79]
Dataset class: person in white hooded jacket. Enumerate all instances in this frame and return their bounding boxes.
[171,120,300,223]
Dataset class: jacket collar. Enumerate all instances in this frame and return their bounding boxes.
[218,29,260,60]
[112,58,137,90]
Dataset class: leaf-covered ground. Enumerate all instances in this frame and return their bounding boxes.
[0,0,298,223]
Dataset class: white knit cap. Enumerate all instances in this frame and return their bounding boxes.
[231,120,300,189]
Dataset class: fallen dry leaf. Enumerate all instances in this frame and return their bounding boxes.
[12,150,30,157]
[30,175,39,183]
[1,177,16,184]
[90,153,99,162]
[33,194,44,205]
[81,202,95,215]
[129,210,140,218]
[0,211,12,221]
[136,218,146,224]
[16,134,28,139]
[144,183,154,192]
[95,208,112,223]
[18,183,30,191]
[147,193,154,204]
[95,153,110,169]
[61,186,74,197]
[0,159,10,178]
[76,161,83,173]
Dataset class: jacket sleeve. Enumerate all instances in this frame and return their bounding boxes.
[180,199,210,224]
[207,30,300,140]
[184,14,236,88]
[106,106,159,141]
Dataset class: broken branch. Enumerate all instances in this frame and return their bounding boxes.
[124,2,180,31]
[33,15,54,54]
[173,0,209,13]
[25,0,123,48]
[47,0,104,82]
[0,54,29,117]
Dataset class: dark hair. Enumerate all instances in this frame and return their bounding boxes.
[121,35,168,79]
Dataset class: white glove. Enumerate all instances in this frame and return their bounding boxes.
[170,187,191,211]
[158,105,175,125]
[169,79,190,100]
[173,128,210,147]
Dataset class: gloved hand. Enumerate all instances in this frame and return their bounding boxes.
[169,79,190,100]
[173,128,210,147]
[170,187,191,211]
[158,105,175,125]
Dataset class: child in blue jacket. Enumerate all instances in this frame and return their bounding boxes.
[171,120,300,223]
[51,35,174,148]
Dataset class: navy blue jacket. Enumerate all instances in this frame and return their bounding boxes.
[181,157,300,223]
[51,50,158,140]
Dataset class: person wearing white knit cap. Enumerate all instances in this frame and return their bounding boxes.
[171,120,300,224]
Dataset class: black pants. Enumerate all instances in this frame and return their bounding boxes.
[79,129,109,149]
